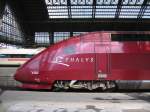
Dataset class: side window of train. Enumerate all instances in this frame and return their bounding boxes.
[25,54,34,58]
[63,45,76,55]
[0,54,6,58]
[10,54,22,58]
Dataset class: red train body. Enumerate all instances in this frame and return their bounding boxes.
[14,32,150,90]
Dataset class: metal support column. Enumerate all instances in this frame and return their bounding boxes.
[67,0,72,19]
[137,0,148,19]
[50,32,54,45]
[92,0,96,19]
[115,0,123,18]
[25,32,35,48]
[70,32,73,37]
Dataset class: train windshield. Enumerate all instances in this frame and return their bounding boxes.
[112,34,150,41]
[63,45,76,54]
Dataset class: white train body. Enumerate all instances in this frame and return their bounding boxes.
[0,48,44,66]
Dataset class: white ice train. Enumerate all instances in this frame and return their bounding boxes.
[0,48,45,66]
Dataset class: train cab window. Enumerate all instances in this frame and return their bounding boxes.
[112,34,150,41]
[63,45,76,54]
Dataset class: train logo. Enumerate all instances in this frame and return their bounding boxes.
[51,56,95,67]
[51,56,70,67]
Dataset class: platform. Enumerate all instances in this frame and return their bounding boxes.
[0,67,18,77]
[0,67,20,87]
[0,91,150,112]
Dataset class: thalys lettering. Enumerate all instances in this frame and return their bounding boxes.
[51,56,94,67]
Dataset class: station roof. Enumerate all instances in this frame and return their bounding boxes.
[9,0,150,31]
[45,0,150,19]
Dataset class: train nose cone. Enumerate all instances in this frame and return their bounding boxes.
[14,71,22,81]
[14,68,26,82]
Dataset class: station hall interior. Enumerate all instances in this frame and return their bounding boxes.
[1,0,150,112]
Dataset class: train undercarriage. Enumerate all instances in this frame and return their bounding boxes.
[53,80,117,91]
[53,80,150,91]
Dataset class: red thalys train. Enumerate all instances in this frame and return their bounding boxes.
[14,32,150,90]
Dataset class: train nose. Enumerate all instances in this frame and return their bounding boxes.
[14,67,40,83]
[14,67,29,82]
[14,69,22,82]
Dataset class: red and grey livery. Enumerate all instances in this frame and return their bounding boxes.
[14,32,150,90]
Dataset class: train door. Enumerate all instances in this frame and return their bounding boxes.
[94,34,111,79]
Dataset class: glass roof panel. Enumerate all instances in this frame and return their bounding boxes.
[71,0,93,5]
[95,6,117,18]
[45,0,67,5]
[96,0,118,5]
[47,6,68,18]
[142,6,150,18]
[119,6,141,18]
[71,6,92,18]
[45,0,150,19]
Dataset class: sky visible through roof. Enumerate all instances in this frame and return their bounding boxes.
[45,0,150,19]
